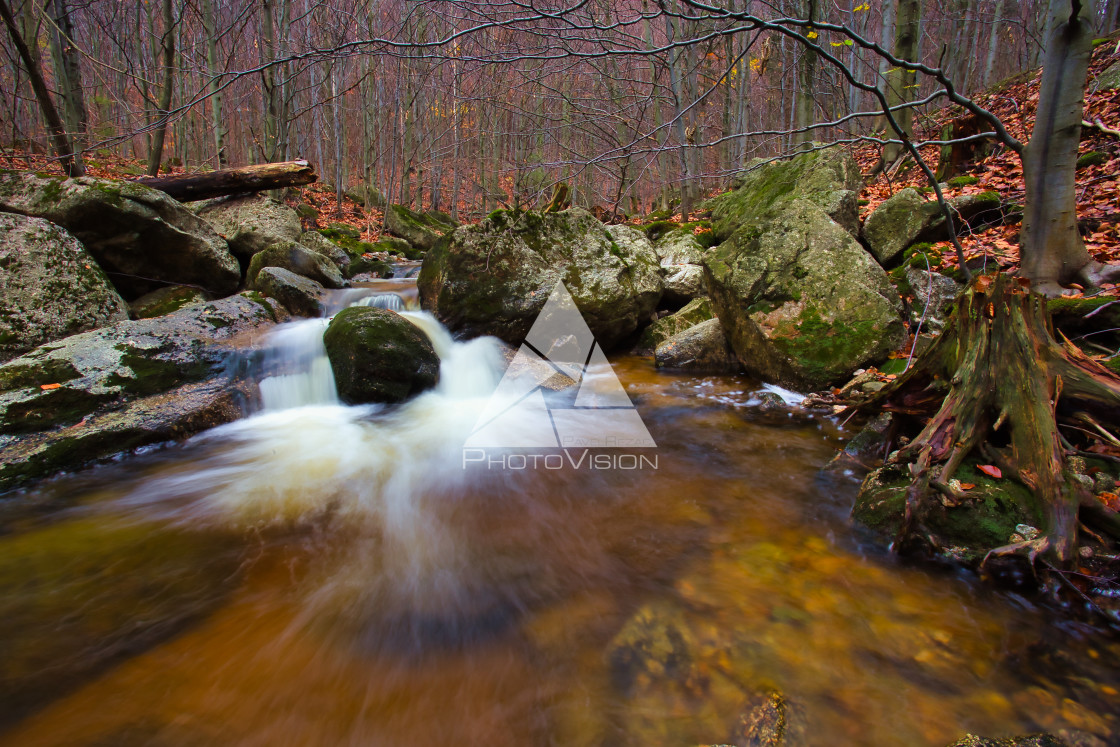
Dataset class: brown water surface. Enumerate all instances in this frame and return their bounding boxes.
[1,356,1118,746]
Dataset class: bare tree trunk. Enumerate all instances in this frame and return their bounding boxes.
[200,0,227,167]
[663,8,694,217]
[1021,0,1098,294]
[883,0,920,164]
[0,0,81,175]
[145,0,175,177]
[47,0,86,168]
[983,0,1006,88]
[792,0,818,152]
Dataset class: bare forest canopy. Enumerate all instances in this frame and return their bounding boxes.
[2,0,1120,218]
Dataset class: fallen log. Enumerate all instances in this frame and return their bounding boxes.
[133,160,317,202]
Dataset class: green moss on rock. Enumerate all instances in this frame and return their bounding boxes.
[853,462,1037,565]
[323,307,440,404]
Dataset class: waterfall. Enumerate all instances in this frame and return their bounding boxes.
[354,293,405,311]
[255,291,417,412]
[256,318,339,411]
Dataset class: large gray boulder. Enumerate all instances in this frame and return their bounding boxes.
[0,214,128,362]
[0,292,288,489]
[862,188,943,265]
[128,285,210,319]
[196,193,302,260]
[384,204,458,251]
[252,266,324,318]
[323,306,439,404]
[654,318,739,373]
[419,208,663,350]
[636,297,714,353]
[710,146,864,240]
[246,242,347,289]
[0,171,240,297]
[863,189,1006,266]
[704,199,906,390]
[905,267,962,331]
[652,226,708,265]
[297,230,351,274]
[661,264,706,305]
[1095,60,1120,91]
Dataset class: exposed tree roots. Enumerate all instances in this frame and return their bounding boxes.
[857,273,1120,570]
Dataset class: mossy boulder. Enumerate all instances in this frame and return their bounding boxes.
[325,221,360,239]
[251,266,324,317]
[245,242,346,289]
[661,264,707,305]
[637,297,714,353]
[1095,60,1120,91]
[704,199,906,390]
[0,378,245,492]
[0,293,287,439]
[904,266,962,331]
[0,171,240,298]
[1076,151,1108,170]
[419,208,662,350]
[323,306,440,404]
[344,184,387,208]
[196,193,302,261]
[926,191,1005,239]
[0,214,128,362]
[654,318,739,372]
[128,285,210,319]
[862,188,945,265]
[853,462,1038,566]
[297,230,351,274]
[384,204,458,251]
[373,235,416,258]
[0,515,240,724]
[652,226,708,265]
[709,145,864,240]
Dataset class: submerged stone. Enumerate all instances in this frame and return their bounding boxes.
[0,515,241,725]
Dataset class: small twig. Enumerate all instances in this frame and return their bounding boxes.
[1074,411,1120,448]
[1084,300,1119,319]
[1080,520,1108,546]
[1070,448,1120,464]
[1043,559,1109,619]
[1082,118,1120,138]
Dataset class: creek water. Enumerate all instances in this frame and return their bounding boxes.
[1,282,1118,746]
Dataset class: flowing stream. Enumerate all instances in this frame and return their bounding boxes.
[1,282,1118,746]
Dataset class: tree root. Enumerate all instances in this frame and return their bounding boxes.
[859,273,1120,566]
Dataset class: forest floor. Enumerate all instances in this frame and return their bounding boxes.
[852,36,1120,301]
